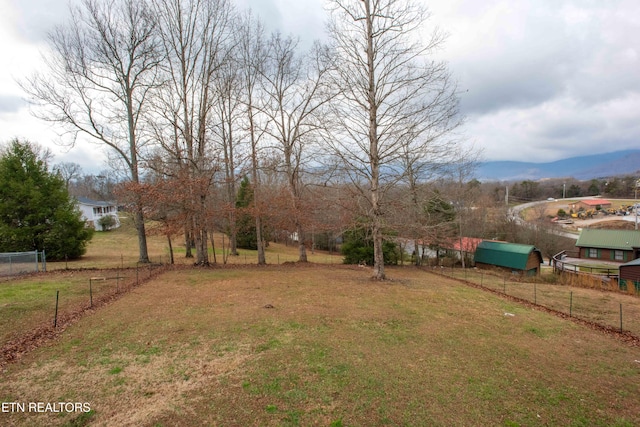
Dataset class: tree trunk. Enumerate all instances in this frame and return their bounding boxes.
[134,207,150,264]
[372,219,385,280]
[365,0,384,280]
[255,215,266,265]
[296,221,307,262]
[210,231,217,264]
[167,234,174,265]
[248,107,266,265]
[185,225,193,258]
[195,211,209,266]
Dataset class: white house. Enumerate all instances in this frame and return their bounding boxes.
[76,197,121,231]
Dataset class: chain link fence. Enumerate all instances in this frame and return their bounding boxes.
[0,251,46,277]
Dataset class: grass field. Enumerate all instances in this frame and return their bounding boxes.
[442,268,640,337]
[47,216,342,270]
[1,222,640,426]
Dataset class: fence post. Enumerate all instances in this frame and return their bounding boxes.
[534,283,537,305]
[570,291,573,317]
[620,303,623,333]
[503,276,506,294]
[54,290,59,328]
[89,279,93,308]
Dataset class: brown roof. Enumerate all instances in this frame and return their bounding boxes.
[579,199,611,206]
[454,237,483,252]
[443,237,483,252]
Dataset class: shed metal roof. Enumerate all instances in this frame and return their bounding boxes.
[575,229,640,251]
[474,241,542,270]
[621,258,640,268]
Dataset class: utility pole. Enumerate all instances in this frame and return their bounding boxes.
[635,178,639,230]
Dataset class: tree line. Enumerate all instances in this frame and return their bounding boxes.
[507,177,640,202]
[20,0,472,279]
[0,137,587,269]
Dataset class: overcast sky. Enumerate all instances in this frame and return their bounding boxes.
[1,0,639,174]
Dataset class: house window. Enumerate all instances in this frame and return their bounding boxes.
[589,248,598,258]
[614,250,624,261]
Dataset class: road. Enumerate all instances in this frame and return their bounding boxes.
[510,197,640,239]
[508,198,584,240]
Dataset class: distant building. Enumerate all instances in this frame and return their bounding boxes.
[570,199,611,211]
[575,229,640,263]
[442,237,483,265]
[396,238,431,258]
[474,241,543,275]
[76,197,121,231]
[448,237,483,254]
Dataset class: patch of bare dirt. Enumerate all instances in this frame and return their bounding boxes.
[584,219,637,230]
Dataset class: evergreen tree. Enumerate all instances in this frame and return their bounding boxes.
[341,222,399,266]
[235,177,257,250]
[587,179,601,196]
[0,139,93,259]
[565,184,581,198]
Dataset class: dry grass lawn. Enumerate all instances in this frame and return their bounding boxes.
[47,216,341,270]
[444,268,640,337]
[1,265,639,426]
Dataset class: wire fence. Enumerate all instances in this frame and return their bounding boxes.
[1,263,165,365]
[433,266,640,338]
[0,251,46,277]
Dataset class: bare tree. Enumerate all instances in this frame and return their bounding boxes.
[211,51,245,257]
[397,132,462,265]
[236,11,267,264]
[53,161,83,190]
[260,34,333,262]
[21,0,162,263]
[152,0,234,265]
[326,0,462,279]
[445,147,481,268]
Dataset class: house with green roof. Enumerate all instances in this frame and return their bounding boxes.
[474,241,543,275]
[575,229,640,263]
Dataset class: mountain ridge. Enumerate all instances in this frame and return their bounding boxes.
[477,150,640,181]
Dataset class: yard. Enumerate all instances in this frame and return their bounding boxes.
[1,264,639,426]
[1,221,640,426]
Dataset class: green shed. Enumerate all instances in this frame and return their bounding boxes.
[474,241,543,275]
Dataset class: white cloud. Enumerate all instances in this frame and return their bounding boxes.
[1,0,640,169]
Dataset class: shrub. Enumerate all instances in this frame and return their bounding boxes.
[341,226,398,265]
[97,215,117,231]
